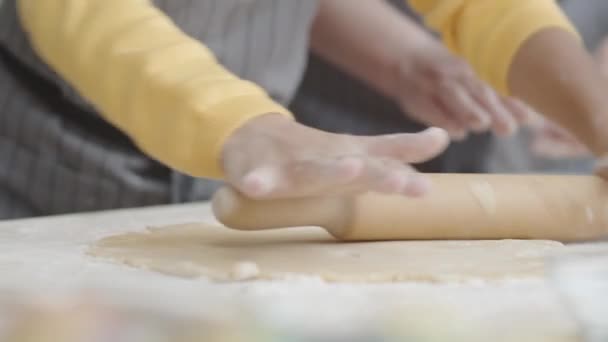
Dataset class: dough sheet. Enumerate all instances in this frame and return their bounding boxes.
[88,224,564,283]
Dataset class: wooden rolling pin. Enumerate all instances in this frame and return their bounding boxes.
[211,174,608,242]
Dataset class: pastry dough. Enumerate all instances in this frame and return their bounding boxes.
[88,224,564,283]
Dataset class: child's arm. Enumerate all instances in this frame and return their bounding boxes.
[509,28,608,157]
[17,0,292,179]
[410,0,608,161]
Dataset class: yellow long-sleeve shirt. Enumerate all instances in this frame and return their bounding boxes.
[17,0,577,180]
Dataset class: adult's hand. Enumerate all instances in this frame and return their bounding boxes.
[394,38,533,140]
[308,0,532,142]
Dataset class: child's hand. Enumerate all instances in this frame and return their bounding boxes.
[529,119,590,159]
[393,39,533,140]
[221,114,449,199]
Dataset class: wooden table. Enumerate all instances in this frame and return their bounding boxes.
[0,202,581,341]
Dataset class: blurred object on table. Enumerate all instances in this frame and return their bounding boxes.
[0,292,254,342]
[548,243,608,342]
[0,287,575,342]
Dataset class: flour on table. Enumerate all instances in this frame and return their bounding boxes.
[88,224,564,283]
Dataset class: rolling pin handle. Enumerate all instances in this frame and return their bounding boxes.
[211,187,350,237]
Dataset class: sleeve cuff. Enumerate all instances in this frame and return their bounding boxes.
[186,94,293,179]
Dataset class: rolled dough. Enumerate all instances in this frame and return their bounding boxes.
[88,224,564,283]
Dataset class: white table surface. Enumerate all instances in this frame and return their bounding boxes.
[0,202,582,341]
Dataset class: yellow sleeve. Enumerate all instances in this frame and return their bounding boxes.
[17,0,293,179]
[408,0,580,95]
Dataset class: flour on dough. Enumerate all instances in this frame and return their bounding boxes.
[88,224,564,283]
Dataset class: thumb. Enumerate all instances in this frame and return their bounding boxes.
[364,127,450,163]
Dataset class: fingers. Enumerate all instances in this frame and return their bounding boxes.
[237,156,432,199]
[502,97,537,125]
[224,117,445,201]
[401,96,468,140]
[531,138,588,158]
[430,73,521,138]
[437,80,490,133]
[433,61,517,137]
[331,157,431,196]
[530,123,590,158]
[464,80,517,137]
[364,127,449,163]
[237,127,451,199]
[399,48,530,139]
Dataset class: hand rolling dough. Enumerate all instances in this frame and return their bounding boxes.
[88,224,564,283]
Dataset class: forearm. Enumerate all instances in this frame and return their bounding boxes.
[509,28,608,156]
[18,0,291,179]
[310,0,433,99]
